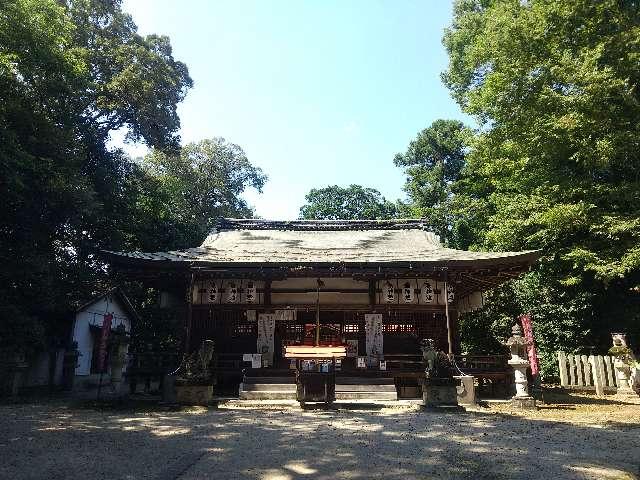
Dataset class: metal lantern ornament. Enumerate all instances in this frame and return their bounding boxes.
[422,281,434,304]
[246,281,256,304]
[384,281,395,303]
[227,282,239,303]
[207,281,218,303]
[402,282,414,303]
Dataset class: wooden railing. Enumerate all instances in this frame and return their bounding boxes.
[455,354,513,398]
[557,351,618,395]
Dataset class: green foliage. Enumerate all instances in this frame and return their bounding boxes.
[0,0,193,353]
[443,0,640,282]
[394,119,471,243]
[142,138,267,248]
[0,306,46,359]
[299,185,398,220]
[460,271,594,378]
[438,0,640,376]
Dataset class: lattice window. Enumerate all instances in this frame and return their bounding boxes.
[383,323,417,334]
[233,321,256,336]
[285,323,304,334]
[342,324,360,333]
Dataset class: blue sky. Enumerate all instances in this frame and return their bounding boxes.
[119,0,469,219]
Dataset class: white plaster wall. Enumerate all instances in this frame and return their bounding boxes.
[73,295,131,376]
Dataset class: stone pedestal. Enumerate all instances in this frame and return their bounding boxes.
[511,396,537,409]
[176,385,213,406]
[423,378,459,408]
[508,357,537,409]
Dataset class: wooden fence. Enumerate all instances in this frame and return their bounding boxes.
[557,351,618,395]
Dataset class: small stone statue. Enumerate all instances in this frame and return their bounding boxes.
[177,340,215,385]
[420,338,438,378]
[420,338,454,379]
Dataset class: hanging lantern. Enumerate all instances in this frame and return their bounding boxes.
[246,281,256,304]
[402,282,414,303]
[384,281,395,303]
[227,282,238,303]
[207,281,218,303]
[447,283,455,304]
[422,281,434,304]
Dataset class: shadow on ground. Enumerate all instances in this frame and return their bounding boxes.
[1,398,639,480]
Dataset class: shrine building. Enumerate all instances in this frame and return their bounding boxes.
[104,218,539,399]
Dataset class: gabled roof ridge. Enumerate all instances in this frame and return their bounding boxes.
[215,218,429,231]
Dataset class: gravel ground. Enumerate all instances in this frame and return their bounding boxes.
[1,392,639,480]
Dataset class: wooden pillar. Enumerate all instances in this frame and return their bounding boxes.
[184,272,195,355]
[368,280,376,309]
[443,270,453,357]
[264,279,272,307]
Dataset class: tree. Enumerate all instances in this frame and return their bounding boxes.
[299,185,398,220]
[0,0,192,355]
[441,0,640,375]
[142,138,267,249]
[394,119,471,244]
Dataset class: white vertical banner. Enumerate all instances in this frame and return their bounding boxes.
[257,314,276,367]
[364,313,383,367]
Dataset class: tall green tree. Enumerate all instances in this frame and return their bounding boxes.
[0,0,192,354]
[299,185,398,220]
[142,138,267,249]
[441,0,640,373]
[394,119,471,244]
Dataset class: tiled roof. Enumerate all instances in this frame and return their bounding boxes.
[103,218,540,268]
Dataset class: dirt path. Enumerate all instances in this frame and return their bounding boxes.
[1,394,638,480]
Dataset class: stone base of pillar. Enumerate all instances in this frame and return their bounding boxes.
[511,395,537,409]
[614,388,639,401]
[453,375,476,405]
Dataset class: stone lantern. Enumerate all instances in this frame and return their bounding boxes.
[109,325,130,396]
[505,324,536,409]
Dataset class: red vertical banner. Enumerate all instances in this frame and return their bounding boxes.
[519,313,539,377]
[97,313,113,373]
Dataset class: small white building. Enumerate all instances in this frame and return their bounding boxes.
[21,289,137,390]
[72,288,137,378]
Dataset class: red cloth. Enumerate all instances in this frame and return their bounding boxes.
[97,313,113,373]
[520,313,539,377]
